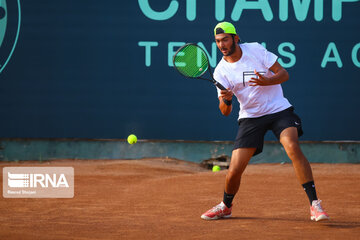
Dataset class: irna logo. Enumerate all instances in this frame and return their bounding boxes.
[8,172,69,188]
[3,167,74,198]
[0,0,21,74]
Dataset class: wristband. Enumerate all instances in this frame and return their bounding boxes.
[223,98,232,106]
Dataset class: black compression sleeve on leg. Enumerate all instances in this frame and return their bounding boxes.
[302,181,318,205]
[223,191,234,208]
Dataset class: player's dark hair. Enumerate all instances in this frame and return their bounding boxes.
[230,34,239,44]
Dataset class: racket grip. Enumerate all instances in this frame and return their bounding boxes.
[214,81,226,90]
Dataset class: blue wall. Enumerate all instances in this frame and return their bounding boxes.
[0,1,359,141]
[1,139,359,163]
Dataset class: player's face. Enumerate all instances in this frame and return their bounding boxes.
[215,34,236,56]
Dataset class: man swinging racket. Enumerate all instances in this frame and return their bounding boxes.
[201,22,329,222]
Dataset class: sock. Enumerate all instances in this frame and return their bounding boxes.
[302,181,318,205]
[223,191,234,208]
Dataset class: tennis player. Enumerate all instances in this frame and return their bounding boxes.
[201,22,329,221]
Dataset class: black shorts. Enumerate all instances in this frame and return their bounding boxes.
[233,107,303,156]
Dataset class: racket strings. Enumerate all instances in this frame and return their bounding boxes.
[174,45,209,78]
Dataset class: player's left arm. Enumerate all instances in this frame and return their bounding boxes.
[249,61,289,86]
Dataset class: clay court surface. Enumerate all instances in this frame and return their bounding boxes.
[0,159,359,239]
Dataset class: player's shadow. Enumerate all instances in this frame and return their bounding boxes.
[226,216,360,229]
[226,216,305,223]
[322,223,360,229]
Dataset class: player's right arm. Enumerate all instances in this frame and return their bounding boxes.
[218,89,233,116]
[214,64,233,116]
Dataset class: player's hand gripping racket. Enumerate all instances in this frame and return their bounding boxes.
[173,43,226,90]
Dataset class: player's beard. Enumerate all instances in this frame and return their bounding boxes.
[223,38,236,56]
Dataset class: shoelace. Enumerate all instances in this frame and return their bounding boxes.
[313,200,324,212]
[210,204,224,213]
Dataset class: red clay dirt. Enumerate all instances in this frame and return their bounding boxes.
[0,159,359,240]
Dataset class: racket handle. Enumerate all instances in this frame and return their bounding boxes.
[214,81,226,90]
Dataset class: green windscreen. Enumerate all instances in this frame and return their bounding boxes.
[173,44,209,78]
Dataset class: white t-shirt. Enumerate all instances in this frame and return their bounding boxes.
[214,42,292,120]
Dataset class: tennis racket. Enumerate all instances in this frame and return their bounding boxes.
[172,43,226,90]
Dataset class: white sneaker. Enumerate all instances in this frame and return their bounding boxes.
[310,200,329,221]
[201,202,232,220]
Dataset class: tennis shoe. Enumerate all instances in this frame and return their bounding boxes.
[201,202,232,220]
[310,199,329,221]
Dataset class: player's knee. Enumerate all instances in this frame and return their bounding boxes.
[284,141,301,158]
[226,169,242,182]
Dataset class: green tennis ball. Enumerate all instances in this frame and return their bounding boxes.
[212,165,221,172]
[127,134,137,144]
